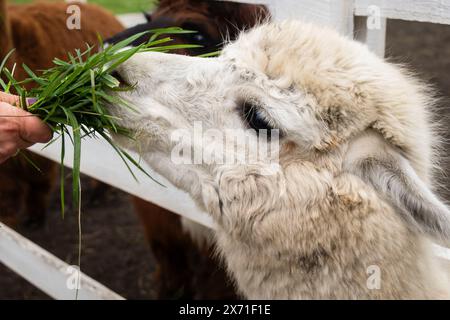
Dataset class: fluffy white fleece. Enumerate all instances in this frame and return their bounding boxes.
[110,21,450,299]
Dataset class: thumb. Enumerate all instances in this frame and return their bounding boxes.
[0,93,52,143]
[18,111,53,144]
[0,92,20,106]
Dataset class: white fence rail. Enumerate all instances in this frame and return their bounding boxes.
[2,0,450,300]
[30,136,215,229]
[354,0,450,25]
[0,222,124,300]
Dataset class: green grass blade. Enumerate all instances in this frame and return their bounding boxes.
[22,64,47,86]
[143,44,202,52]
[64,110,81,214]
[0,49,16,90]
[198,50,222,58]
[60,127,66,218]
[19,151,42,173]
[120,147,165,187]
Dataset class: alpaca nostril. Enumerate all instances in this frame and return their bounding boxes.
[111,70,129,87]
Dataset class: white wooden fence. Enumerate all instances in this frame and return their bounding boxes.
[1,0,450,300]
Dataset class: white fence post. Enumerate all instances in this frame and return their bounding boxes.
[354,15,387,57]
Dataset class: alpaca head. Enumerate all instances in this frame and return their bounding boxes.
[110,21,450,243]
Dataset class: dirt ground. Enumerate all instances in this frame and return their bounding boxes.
[0,177,158,299]
[1,18,450,299]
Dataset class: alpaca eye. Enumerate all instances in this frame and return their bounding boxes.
[181,22,215,47]
[192,33,206,43]
[241,101,273,133]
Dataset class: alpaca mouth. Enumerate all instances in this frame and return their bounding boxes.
[111,70,131,88]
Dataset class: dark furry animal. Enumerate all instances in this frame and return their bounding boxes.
[0,0,123,227]
[108,0,268,55]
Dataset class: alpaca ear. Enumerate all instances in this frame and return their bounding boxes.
[157,0,177,7]
[209,2,270,37]
[345,131,450,244]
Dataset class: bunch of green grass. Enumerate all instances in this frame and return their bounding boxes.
[0,28,200,217]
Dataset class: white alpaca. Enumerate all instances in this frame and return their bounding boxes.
[110,21,450,299]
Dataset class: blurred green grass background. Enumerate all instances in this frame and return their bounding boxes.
[11,0,157,14]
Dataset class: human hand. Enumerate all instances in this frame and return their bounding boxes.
[0,92,52,163]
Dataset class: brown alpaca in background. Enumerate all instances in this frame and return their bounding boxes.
[0,0,123,227]
[109,0,269,299]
